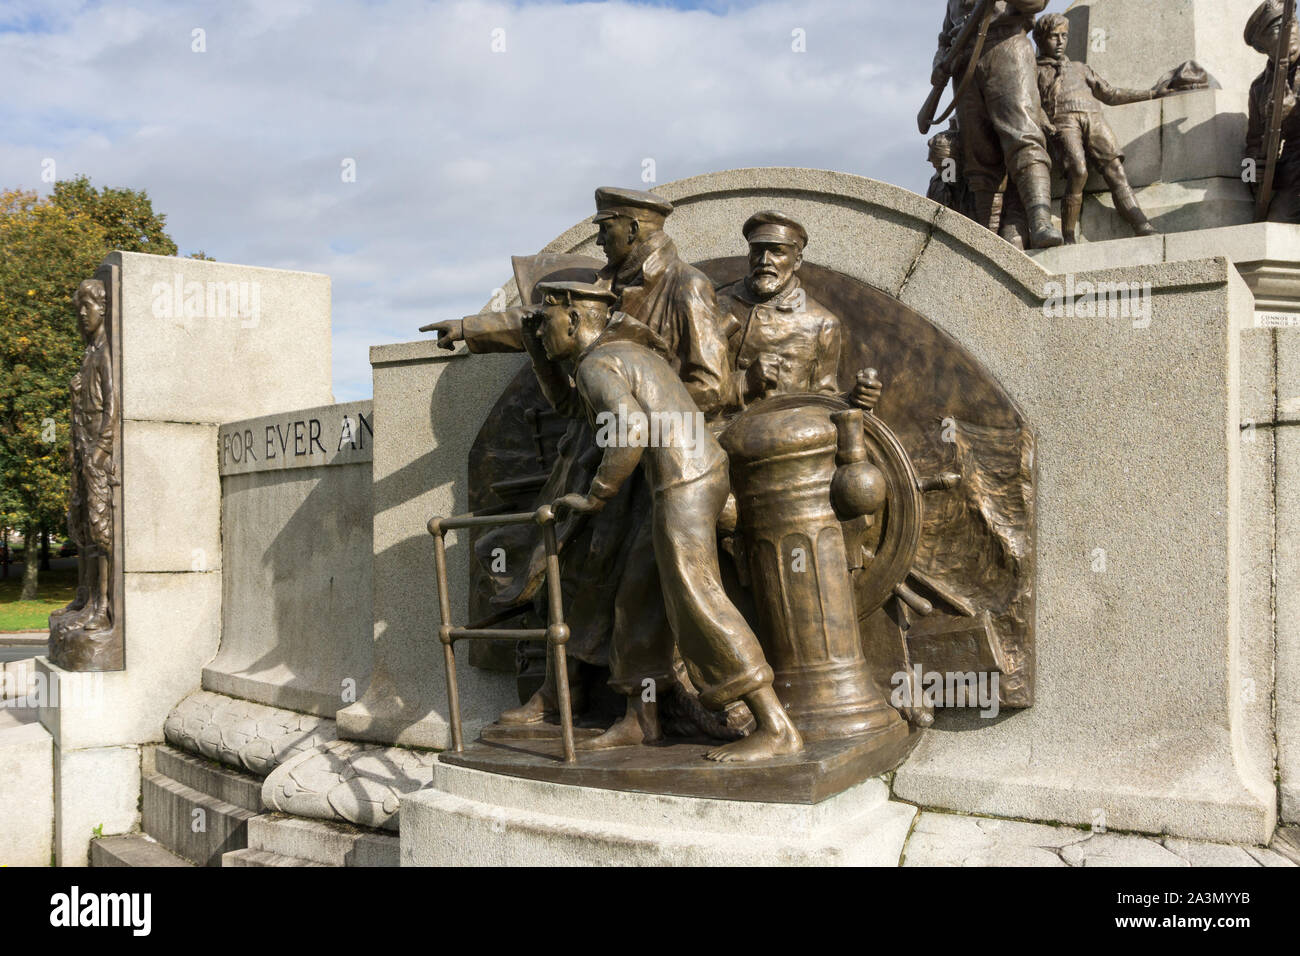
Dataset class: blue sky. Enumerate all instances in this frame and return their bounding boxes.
[0,0,1068,401]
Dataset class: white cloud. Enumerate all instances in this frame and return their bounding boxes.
[0,0,996,400]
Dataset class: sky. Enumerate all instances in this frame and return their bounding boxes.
[0,0,1069,401]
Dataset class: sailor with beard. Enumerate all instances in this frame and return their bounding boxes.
[715,211,850,410]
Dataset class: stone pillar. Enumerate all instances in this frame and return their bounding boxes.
[1065,0,1266,94]
[37,252,333,864]
[335,341,523,749]
[1276,327,1300,822]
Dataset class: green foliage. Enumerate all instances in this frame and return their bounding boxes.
[0,178,183,555]
[0,190,107,535]
[51,175,178,256]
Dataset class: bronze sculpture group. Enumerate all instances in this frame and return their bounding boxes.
[922,1,1212,245]
[422,186,1015,782]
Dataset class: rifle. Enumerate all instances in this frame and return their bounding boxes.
[918,0,996,134]
[1257,0,1297,221]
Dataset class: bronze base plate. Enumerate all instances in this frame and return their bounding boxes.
[442,719,921,804]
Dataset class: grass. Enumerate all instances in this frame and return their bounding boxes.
[0,566,77,631]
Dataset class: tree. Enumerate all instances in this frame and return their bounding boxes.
[51,176,178,257]
[0,178,183,601]
[0,190,107,598]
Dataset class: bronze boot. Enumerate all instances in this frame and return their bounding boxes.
[1018,164,1064,248]
[1114,185,1157,237]
[498,656,584,725]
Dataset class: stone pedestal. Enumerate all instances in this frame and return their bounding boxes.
[400,761,916,866]
[202,400,374,717]
[0,709,53,867]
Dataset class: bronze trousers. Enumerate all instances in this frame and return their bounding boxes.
[957,32,1052,196]
[609,460,773,710]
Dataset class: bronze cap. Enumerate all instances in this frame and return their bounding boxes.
[535,280,618,306]
[1245,1,1284,48]
[742,210,809,250]
[592,186,674,222]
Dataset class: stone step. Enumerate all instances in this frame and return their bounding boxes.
[245,814,399,867]
[222,847,327,867]
[154,745,263,813]
[91,834,193,868]
[142,772,257,866]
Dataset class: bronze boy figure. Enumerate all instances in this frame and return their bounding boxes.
[534,281,802,763]
[1034,13,1169,242]
[52,279,116,638]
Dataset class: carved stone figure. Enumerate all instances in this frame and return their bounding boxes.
[929,0,1063,249]
[1033,14,1172,242]
[49,277,121,671]
[1246,1,1300,222]
[534,281,802,763]
[420,187,732,727]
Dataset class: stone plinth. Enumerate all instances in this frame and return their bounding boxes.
[1032,226,1298,826]
[400,761,916,866]
[203,401,374,717]
[0,711,53,867]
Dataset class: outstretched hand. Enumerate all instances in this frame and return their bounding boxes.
[418,319,465,350]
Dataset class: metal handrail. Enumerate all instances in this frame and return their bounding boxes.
[427,504,576,763]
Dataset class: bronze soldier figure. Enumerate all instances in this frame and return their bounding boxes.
[1034,14,1170,243]
[932,0,1063,249]
[535,281,802,763]
[1246,1,1300,222]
